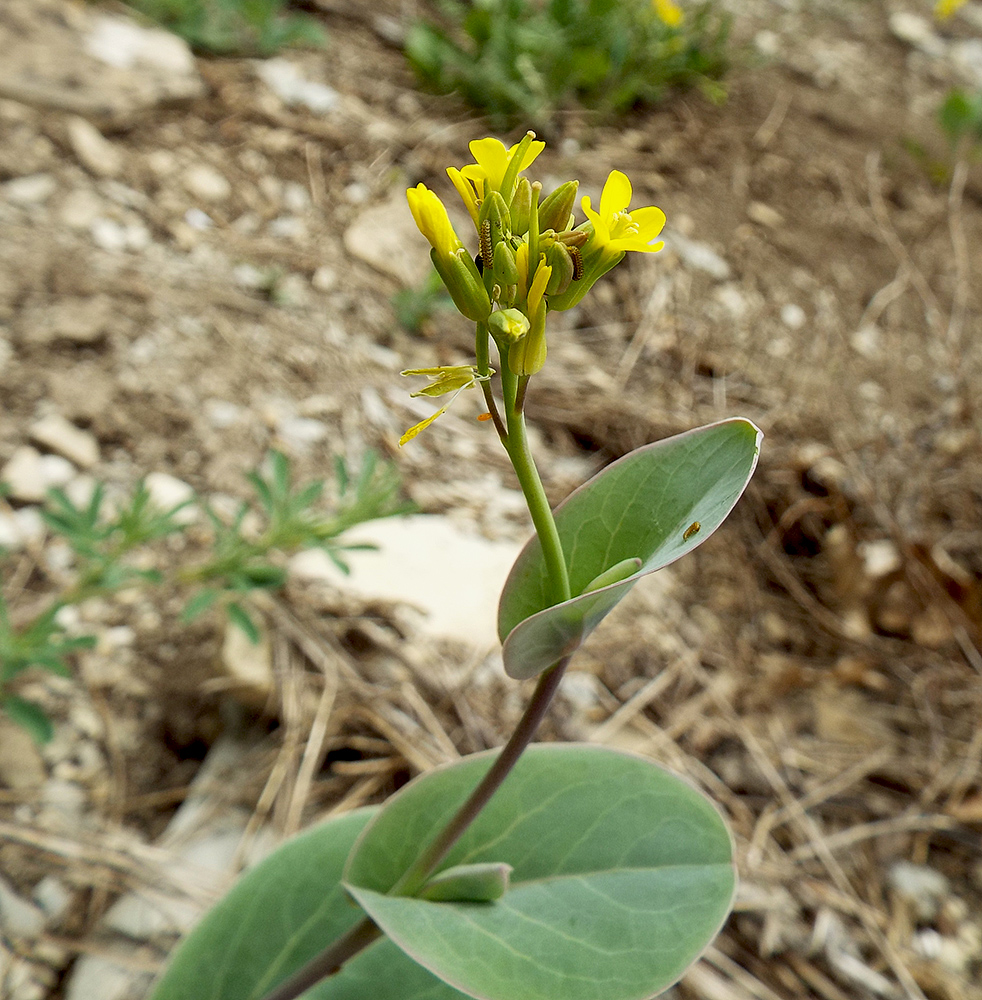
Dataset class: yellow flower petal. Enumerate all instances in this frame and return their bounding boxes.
[599,170,632,219]
[468,138,511,191]
[653,0,683,27]
[406,184,461,257]
[580,195,609,242]
[446,167,481,227]
[527,258,552,317]
[935,0,966,19]
[399,406,449,447]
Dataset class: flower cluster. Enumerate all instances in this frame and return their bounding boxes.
[401,132,666,444]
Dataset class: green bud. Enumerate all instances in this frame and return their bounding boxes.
[580,557,642,596]
[488,307,530,344]
[543,242,574,296]
[538,180,578,233]
[478,190,511,244]
[510,178,533,235]
[431,248,492,322]
[508,300,547,376]
[492,239,519,287]
[419,863,512,903]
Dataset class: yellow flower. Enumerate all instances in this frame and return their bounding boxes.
[457,135,546,198]
[398,366,492,446]
[406,183,462,257]
[934,0,966,18]
[580,170,666,254]
[653,0,683,27]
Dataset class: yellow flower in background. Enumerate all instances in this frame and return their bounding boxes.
[407,183,462,258]
[398,366,491,445]
[653,0,684,27]
[581,170,666,254]
[934,0,966,19]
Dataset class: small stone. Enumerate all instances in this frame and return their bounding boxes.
[755,30,780,57]
[343,195,431,285]
[256,58,339,114]
[268,215,306,240]
[32,877,72,923]
[221,623,274,706]
[59,189,104,230]
[858,539,902,579]
[39,780,87,829]
[204,399,242,428]
[30,415,100,469]
[663,231,730,280]
[0,874,46,938]
[183,164,231,203]
[19,295,112,346]
[282,182,310,213]
[65,955,145,1000]
[888,861,950,921]
[714,283,747,318]
[1,446,47,503]
[184,207,213,230]
[276,416,328,451]
[11,508,45,547]
[950,39,982,89]
[90,218,129,252]
[2,174,57,206]
[85,15,198,76]
[780,303,806,330]
[144,472,196,523]
[889,12,947,58]
[851,325,880,358]
[311,265,336,292]
[747,201,784,228]
[67,117,123,178]
[0,717,47,791]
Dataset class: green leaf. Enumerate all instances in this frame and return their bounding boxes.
[151,807,472,1000]
[4,696,54,744]
[498,418,761,678]
[345,744,735,1000]
[181,588,219,624]
[226,602,260,644]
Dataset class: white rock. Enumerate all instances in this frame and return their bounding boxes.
[714,283,747,318]
[0,511,20,549]
[30,415,100,469]
[663,230,731,280]
[183,164,231,203]
[256,58,339,114]
[184,207,213,230]
[64,955,144,1000]
[2,174,57,206]
[311,265,337,292]
[889,12,947,58]
[220,623,274,705]
[67,117,123,178]
[204,399,242,428]
[90,217,129,252]
[755,30,780,57]
[144,472,196,523]
[1,447,48,503]
[851,324,880,358]
[951,38,982,88]
[289,515,521,647]
[283,181,310,213]
[32,877,72,922]
[85,16,197,75]
[343,195,432,285]
[0,874,46,938]
[748,201,784,228]
[0,717,47,790]
[268,215,306,240]
[780,303,806,330]
[11,508,45,546]
[59,189,105,230]
[39,780,87,829]
[858,539,902,579]
[888,860,950,920]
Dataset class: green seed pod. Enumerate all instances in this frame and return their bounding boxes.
[492,238,519,288]
[538,180,578,233]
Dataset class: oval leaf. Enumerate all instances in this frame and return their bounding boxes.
[151,807,472,1000]
[498,418,761,678]
[344,744,735,1000]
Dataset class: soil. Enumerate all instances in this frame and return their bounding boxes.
[1,0,982,998]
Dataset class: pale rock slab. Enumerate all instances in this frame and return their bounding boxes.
[290,515,522,648]
[30,415,100,469]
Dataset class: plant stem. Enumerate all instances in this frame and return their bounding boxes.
[259,916,383,1000]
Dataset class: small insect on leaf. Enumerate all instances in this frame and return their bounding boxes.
[683,521,701,541]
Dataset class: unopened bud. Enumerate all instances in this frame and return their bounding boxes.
[479,190,511,244]
[431,247,492,322]
[543,242,574,296]
[508,299,547,375]
[489,308,530,344]
[510,178,533,235]
[492,239,519,287]
[538,180,579,233]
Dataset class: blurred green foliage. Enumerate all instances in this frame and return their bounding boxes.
[122,0,325,56]
[405,0,730,130]
[939,89,982,150]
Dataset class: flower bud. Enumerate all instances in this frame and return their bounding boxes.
[431,247,492,322]
[543,242,574,296]
[538,180,578,233]
[510,178,533,235]
[489,308,530,344]
[508,300,547,376]
[492,239,519,288]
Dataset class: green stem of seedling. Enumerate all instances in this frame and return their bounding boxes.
[476,321,507,440]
